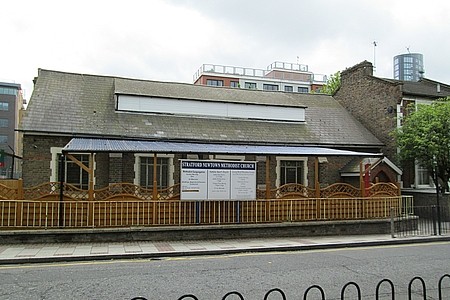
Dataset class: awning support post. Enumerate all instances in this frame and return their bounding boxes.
[315,157,320,198]
[88,153,94,201]
[360,161,364,197]
[152,154,158,200]
[265,156,270,199]
[59,154,66,227]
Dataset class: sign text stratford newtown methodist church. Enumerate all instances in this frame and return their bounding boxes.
[180,160,256,200]
[181,161,256,170]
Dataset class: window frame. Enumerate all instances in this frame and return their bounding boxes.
[134,153,174,189]
[415,161,433,188]
[50,147,96,188]
[298,87,309,93]
[0,118,9,128]
[276,156,308,187]
[284,85,293,92]
[0,135,8,144]
[206,79,224,87]
[0,102,9,111]
[263,84,279,91]
[244,82,257,89]
[65,154,90,189]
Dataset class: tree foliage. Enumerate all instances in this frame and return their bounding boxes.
[320,71,341,95]
[394,97,450,191]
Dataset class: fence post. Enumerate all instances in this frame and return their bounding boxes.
[432,205,437,236]
[236,201,240,223]
[15,179,24,227]
[437,204,442,236]
[17,178,24,200]
[196,201,200,224]
[390,207,395,238]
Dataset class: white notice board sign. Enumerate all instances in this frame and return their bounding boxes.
[180,160,256,200]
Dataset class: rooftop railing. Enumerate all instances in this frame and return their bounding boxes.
[193,62,327,84]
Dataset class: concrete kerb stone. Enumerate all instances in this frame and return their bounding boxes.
[0,219,393,244]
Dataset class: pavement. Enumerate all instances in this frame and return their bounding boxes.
[1,233,449,265]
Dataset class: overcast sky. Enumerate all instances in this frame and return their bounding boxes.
[2,0,450,100]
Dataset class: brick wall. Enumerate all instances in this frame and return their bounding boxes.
[95,152,109,188]
[122,153,135,183]
[22,135,71,187]
[108,154,123,184]
[334,61,402,162]
[317,156,354,186]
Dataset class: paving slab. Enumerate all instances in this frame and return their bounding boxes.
[0,233,449,265]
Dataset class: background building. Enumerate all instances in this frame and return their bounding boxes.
[393,53,424,82]
[334,60,450,206]
[0,82,24,179]
[193,61,327,93]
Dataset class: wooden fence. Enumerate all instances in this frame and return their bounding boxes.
[0,181,407,229]
[0,196,409,229]
[0,180,400,201]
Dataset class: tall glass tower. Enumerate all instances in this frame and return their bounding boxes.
[393,53,424,82]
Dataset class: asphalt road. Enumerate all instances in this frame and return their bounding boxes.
[0,241,449,300]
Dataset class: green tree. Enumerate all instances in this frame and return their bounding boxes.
[394,97,450,192]
[320,71,341,95]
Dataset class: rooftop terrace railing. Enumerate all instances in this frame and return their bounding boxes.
[193,62,327,83]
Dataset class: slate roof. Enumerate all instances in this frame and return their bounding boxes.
[344,61,450,99]
[401,78,450,98]
[376,77,450,99]
[22,69,383,149]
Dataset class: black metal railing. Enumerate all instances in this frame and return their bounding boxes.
[131,274,450,300]
[394,205,450,237]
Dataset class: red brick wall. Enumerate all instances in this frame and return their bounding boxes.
[194,75,239,87]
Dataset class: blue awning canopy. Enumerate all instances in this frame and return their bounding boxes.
[63,138,382,157]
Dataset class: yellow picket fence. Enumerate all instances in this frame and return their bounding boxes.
[0,196,412,229]
[0,180,406,229]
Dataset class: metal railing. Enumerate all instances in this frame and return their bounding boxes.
[0,196,410,229]
[192,62,327,84]
[392,205,450,237]
[131,274,450,299]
